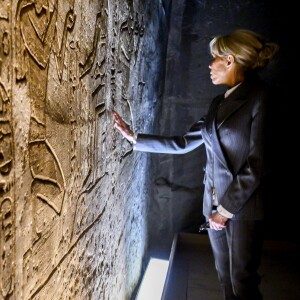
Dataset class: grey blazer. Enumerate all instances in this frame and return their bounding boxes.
[134,74,269,220]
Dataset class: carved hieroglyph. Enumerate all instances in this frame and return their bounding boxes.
[1,0,148,299]
[0,0,14,299]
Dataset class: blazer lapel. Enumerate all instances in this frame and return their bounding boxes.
[216,80,253,129]
[205,95,229,169]
[211,118,229,169]
[205,95,223,136]
[206,75,259,170]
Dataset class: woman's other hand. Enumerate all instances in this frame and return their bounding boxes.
[209,212,227,230]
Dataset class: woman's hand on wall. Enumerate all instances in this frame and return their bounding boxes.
[113,111,136,144]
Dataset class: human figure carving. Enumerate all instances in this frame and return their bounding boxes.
[15,0,76,240]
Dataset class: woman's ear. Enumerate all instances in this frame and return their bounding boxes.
[226,55,235,67]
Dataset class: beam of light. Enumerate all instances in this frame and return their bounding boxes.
[135,257,169,300]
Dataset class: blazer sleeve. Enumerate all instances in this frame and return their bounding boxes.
[133,118,205,154]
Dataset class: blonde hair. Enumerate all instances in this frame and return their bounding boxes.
[209,29,279,71]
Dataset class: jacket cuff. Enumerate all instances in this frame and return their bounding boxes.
[217,205,234,218]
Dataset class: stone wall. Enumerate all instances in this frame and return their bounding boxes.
[0,1,168,299]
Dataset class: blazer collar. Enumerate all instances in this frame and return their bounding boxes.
[216,73,261,129]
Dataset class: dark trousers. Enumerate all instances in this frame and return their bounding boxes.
[208,220,264,300]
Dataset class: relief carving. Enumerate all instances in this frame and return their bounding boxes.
[78,3,108,192]
[0,2,9,21]
[15,0,76,241]
[14,2,113,298]
[0,198,14,299]
[0,3,14,298]
[0,82,12,180]
[111,2,144,158]
[0,0,147,298]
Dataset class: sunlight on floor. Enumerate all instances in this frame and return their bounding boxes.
[135,257,169,300]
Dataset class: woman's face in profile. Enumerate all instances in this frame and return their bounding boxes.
[209,56,229,86]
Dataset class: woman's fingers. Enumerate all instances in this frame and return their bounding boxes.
[113,111,127,129]
[112,111,134,141]
[112,111,121,123]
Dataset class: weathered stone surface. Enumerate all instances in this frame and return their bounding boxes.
[0,1,167,299]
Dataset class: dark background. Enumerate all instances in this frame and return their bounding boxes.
[146,0,297,258]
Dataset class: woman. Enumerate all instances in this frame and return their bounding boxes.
[113,29,278,300]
